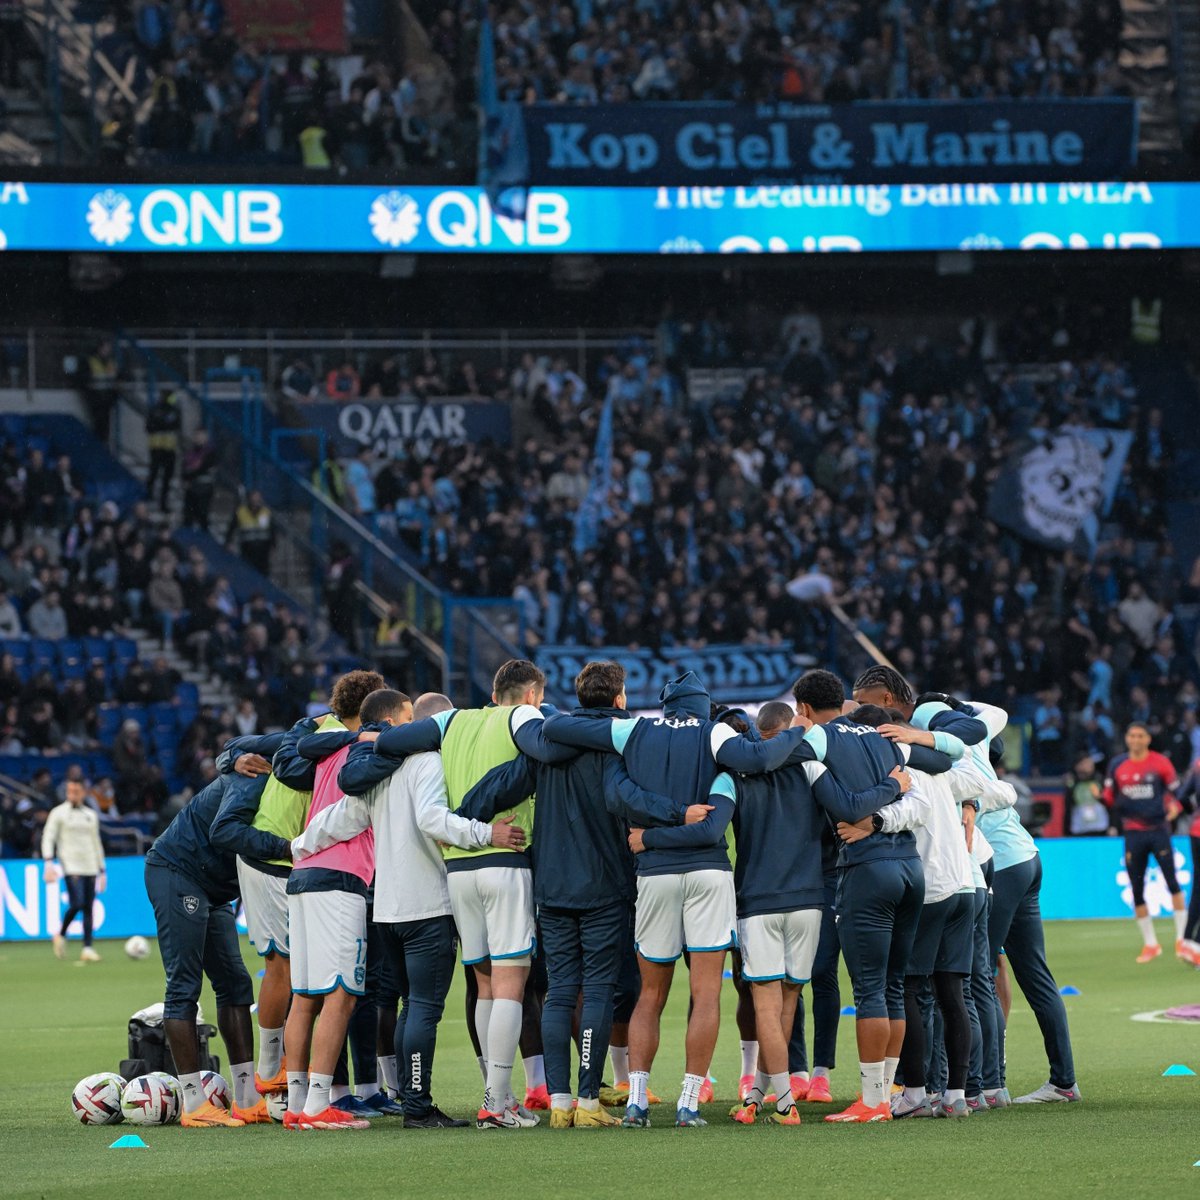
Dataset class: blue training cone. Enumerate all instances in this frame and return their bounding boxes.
[256,969,266,978]
[722,969,733,980]
[109,1134,149,1149]
[1059,986,1080,996]
[840,1005,857,1016]
[1163,1064,1196,1077]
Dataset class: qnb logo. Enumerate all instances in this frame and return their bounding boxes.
[86,189,135,246]
[369,191,422,247]
[1117,850,1191,916]
[87,188,283,248]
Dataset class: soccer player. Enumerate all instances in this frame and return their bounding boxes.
[368,659,549,1129]
[1104,722,1186,962]
[728,701,910,1127]
[789,670,953,1124]
[282,674,395,1131]
[144,741,292,1127]
[909,693,1080,1104]
[295,691,526,1126]
[460,660,709,1129]
[208,716,319,1110]
[837,706,975,1119]
[540,670,813,1126]
[42,779,106,963]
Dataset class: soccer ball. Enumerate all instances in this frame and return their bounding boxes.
[121,1073,179,1125]
[150,1072,182,1121]
[124,936,151,960]
[201,1070,230,1109]
[71,1072,125,1124]
[265,1092,287,1122]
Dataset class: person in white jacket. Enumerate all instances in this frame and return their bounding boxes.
[292,691,525,1129]
[42,779,106,961]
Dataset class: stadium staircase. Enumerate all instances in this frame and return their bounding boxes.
[1172,0,1200,145]
[1120,0,1184,157]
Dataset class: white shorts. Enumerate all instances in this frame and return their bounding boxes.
[635,870,737,963]
[288,890,367,995]
[237,860,289,957]
[447,867,535,966]
[738,909,822,984]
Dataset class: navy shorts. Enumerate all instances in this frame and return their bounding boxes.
[145,862,253,1021]
[836,856,925,1021]
[907,892,975,977]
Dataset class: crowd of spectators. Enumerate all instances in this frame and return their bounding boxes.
[470,0,1126,106]
[77,1,1129,167]
[0,423,355,856]
[94,2,447,167]
[317,294,1199,790]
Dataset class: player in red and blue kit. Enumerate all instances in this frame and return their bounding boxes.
[1103,722,1185,963]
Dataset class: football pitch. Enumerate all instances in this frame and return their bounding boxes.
[1,918,1196,1199]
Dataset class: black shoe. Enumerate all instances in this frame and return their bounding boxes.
[405,1105,469,1129]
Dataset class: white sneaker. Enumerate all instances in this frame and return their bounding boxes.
[507,1102,540,1127]
[1012,1081,1081,1104]
[80,947,102,963]
[890,1093,934,1118]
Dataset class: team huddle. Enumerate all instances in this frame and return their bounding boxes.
[142,657,1081,1131]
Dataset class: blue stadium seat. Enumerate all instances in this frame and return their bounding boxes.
[149,701,179,730]
[29,639,58,673]
[82,636,110,664]
[112,637,139,672]
[1,638,27,665]
[176,681,200,708]
[95,706,121,743]
[57,639,85,679]
[118,703,148,729]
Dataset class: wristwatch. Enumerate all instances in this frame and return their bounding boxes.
[871,813,885,833]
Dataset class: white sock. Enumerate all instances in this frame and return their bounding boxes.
[475,998,493,1066]
[356,1079,380,1100]
[903,1085,926,1104]
[770,1072,793,1112]
[330,1083,350,1102]
[983,1088,1002,1098]
[628,1070,649,1110]
[286,1070,308,1115]
[378,1055,398,1096]
[483,998,522,1113]
[610,1044,630,1085]
[793,1070,810,1083]
[524,1053,546,1092]
[230,1061,256,1109]
[945,1088,965,1104]
[678,1072,704,1112]
[257,1026,284,1080]
[753,1069,771,1097]
[1137,915,1159,947]
[578,1097,600,1112]
[860,1061,886,1109]
[550,1092,573,1111]
[740,1040,759,1078]
[180,1071,206,1113]
[811,1065,830,1080]
[1174,908,1188,940]
[883,1055,900,1093]
[303,1073,333,1117]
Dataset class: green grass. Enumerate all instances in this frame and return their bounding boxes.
[1,919,1197,1198]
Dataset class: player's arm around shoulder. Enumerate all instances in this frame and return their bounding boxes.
[339,737,406,796]
[291,790,374,861]
[542,711,624,753]
[511,704,580,764]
